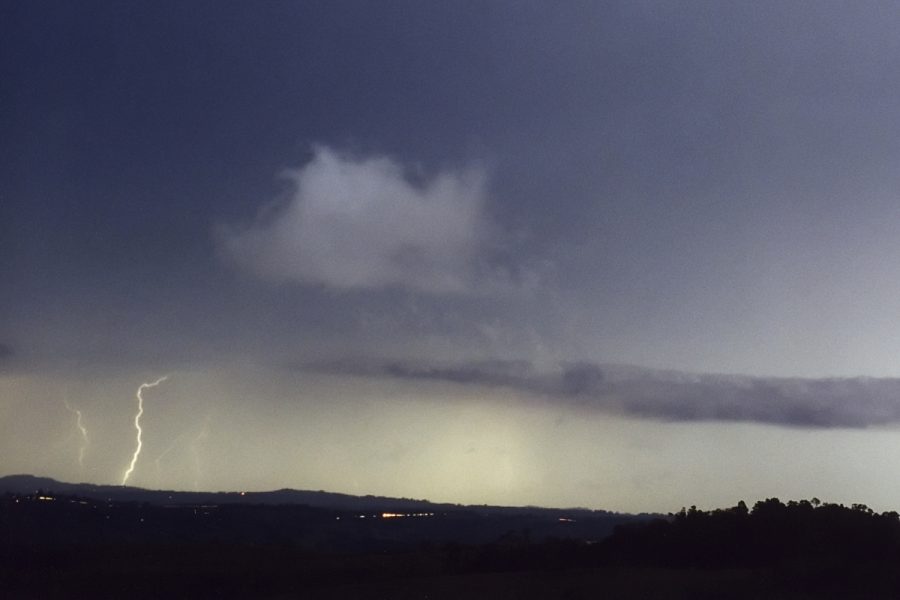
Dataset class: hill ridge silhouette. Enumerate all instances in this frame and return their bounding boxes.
[0,473,626,516]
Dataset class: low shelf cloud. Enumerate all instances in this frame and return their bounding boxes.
[0,343,13,370]
[308,358,900,429]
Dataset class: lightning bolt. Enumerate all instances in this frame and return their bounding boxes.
[122,375,168,486]
[190,416,211,491]
[63,395,89,470]
[154,431,187,488]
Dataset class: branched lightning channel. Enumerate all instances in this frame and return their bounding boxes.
[122,375,168,486]
[63,395,89,470]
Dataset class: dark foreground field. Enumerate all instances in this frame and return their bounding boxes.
[7,544,900,600]
[4,484,900,598]
[308,567,900,600]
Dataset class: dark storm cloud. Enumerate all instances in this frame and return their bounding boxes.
[7,2,900,377]
[307,359,900,429]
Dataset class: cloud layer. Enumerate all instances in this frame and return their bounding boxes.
[308,358,900,429]
[0,343,13,370]
[218,146,489,293]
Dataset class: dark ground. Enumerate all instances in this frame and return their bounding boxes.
[4,489,900,598]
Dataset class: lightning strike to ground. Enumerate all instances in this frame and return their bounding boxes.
[154,431,187,487]
[122,375,168,486]
[191,416,211,491]
[63,395,89,470]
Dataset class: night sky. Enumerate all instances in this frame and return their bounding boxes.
[5,2,900,513]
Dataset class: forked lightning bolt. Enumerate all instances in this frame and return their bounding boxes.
[122,376,168,486]
[63,395,89,470]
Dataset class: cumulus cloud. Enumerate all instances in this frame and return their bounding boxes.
[217,146,491,293]
[307,358,900,429]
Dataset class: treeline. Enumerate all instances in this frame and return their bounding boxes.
[432,498,900,579]
[600,498,900,569]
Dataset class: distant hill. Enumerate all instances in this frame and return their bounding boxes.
[0,473,635,518]
[0,473,651,556]
[0,473,446,511]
